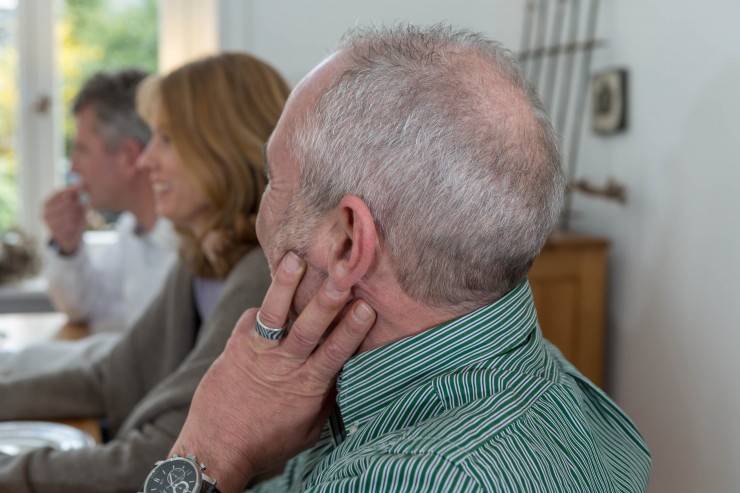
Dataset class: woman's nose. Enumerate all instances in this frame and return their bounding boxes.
[136,144,155,171]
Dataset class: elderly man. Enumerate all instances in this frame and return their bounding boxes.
[153,25,651,493]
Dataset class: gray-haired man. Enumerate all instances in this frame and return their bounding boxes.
[0,70,177,377]
[43,69,177,334]
[156,25,651,493]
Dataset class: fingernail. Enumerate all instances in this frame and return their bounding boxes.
[283,252,303,273]
[353,302,374,323]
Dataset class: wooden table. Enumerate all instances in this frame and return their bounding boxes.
[0,312,82,348]
[0,312,102,443]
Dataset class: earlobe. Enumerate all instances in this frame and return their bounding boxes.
[121,139,145,175]
[327,196,377,292]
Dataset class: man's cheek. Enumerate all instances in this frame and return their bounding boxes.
[291,268,324,317]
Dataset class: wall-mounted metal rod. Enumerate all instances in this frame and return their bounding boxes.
[561,0,601,230]
[541,0,568,111]
[517,38,606,62]
[553,0,581,137]
[528,0,550,85]
[519,0,537,74]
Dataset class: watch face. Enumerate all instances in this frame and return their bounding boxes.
[144,457,201,493]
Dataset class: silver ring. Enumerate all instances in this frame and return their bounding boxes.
[255,312,287,340]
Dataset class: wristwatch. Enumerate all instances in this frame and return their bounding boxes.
[140,454,219,493]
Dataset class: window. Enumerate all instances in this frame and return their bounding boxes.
[0,0,157,239]
[0,0,19,233]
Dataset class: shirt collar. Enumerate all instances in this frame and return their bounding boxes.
[337,279,538,431]
[146,218,178,249]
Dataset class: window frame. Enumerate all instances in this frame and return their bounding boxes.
[12,0,223,243]
[16,0,62,244]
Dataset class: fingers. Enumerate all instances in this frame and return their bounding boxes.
[256,252,306,335]
[251,251,374,382]
[231,308,260,339]
[43,187,86,254]
[45,207,84,230]
[44,186,81,210]
[280,278,352,360]
[309,300,375,382]
[44,188,84,225]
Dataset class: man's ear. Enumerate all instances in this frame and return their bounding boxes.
[119,139,145,177]
[326,195,377,292]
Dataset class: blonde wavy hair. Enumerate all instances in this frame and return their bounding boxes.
[138,52,290,277]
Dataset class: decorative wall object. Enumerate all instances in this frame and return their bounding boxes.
[592,68,628,134]
[518,0,628,229]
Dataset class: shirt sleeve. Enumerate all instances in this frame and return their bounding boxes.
[0,404,182,493]
[0,250,271,493]
[304,454,483,493]
[0,268,184,493]
[245,451,483,493]
[0,363,106,422]
[44,244,104,323]
[43,235,125,330]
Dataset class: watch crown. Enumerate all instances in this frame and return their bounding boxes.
[200,463,206,470]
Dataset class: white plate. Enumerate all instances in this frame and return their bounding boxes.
[0,421,95,456]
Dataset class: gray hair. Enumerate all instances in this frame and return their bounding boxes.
[73,69,151,152]
[290,24,565,308]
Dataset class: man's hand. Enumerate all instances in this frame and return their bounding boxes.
[170,252,376,493]
[43,185,85,255]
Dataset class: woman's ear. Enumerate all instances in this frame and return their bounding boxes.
[326,195,377,292]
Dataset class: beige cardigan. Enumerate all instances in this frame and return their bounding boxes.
[0,247,271,493]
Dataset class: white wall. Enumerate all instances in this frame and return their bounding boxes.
[159,0,219,72]
[227,0,522,86]
[574,2,740,492]
[219,1,740,491]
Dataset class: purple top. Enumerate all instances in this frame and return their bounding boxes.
[193,277,225,321]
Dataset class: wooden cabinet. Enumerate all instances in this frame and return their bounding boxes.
[528,233,608,387]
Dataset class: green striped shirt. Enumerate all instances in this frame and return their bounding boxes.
[250,281,651,492]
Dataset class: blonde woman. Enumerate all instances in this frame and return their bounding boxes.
[0,52,290,493]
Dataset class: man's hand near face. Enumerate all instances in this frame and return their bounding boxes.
[170,252,376,493]
[43,184,86,256]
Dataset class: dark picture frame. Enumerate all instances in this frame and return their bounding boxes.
[591,68,628,135]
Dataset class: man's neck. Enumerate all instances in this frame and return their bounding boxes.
[128,205,157,234]
[356,284,474,353]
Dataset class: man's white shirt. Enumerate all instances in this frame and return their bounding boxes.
[43,212,178,333]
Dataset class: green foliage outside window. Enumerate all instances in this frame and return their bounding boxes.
[0,13,18,232]
[60,0,158,155]
[0,0,158,233]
